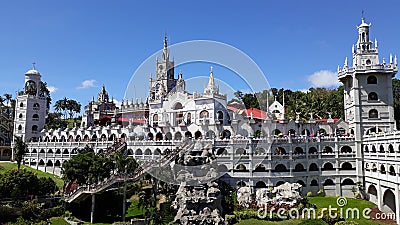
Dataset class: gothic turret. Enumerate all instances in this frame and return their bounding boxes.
[338,17,398,139]
[204,67,219,95]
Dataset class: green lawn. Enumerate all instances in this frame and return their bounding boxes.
[50,217,70,225]
[236,197,383,225]
[0,162,64,189]
[308,196,380,225]
[235,219,302,225]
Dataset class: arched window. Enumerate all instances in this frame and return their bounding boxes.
[367,75,377,84]
[19,113,23,119]
[18,125,22,131]
[310,179,319,186]
[33,103,40,110]
[32,114,39,121]
[293,147,304,154]
[19,102,24,108]
[217,111,223,123]
[340,146,352,153]
[187,113,192,124]
[369,109,378,118]
[173,102,183,110]
[200,110,209,118]
[294,163,305,172]
[341,162,353,170]
[309,163,319,171]
[274,147,286,155]
[322,162,335,171]
[368,92,378,101]
[323,179,335,186]
[309,147,318,154]
[274,164,288,172]
[254,164,266,172]
[235,164,248,171]
[32,125,38,132]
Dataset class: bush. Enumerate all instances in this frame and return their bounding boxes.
[225,214,237,224]
[317,189,325,197]
[298,219,328,225]
[233,210,258,220]
[334,221,359,225]
[307,192,313,197]
[318,208,343,225]
[354,192,362,199]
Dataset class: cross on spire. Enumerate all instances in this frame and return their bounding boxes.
[32,62,36,70]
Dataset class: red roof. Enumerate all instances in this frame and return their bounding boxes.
[228,106,267,120]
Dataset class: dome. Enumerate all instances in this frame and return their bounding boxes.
[358,18,370,28]
[25,69,40,75]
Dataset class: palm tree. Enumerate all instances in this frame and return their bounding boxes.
[13,136,27,171]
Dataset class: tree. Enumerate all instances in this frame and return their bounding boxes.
[62,150,113,185]
[13,136,27,171]
[40,82,52,110]
[66,99,81,119]
[45,112,68,129]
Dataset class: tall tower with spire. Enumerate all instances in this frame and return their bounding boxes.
[338,17,398,139]
[13,65,47,142]
[150,35,177,101]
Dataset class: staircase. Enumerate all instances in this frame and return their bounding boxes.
[64,140,193,203]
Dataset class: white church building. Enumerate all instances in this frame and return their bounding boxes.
[13,18,400,223]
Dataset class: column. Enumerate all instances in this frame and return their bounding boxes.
[395,185,400,225]
[90,194,95,224]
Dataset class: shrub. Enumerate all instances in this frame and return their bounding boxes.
[317,189,325,197]
[298,219,328,225]
[225,214,237,224]
[334,221,359,225]
[307,192,313,197]
[354,192,362,199]
[318,208,344,225]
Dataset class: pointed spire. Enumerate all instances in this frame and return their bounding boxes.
[32,62,36,70]
[164,33,168,49]
[179,70,183,79]
[352,44,355,53]
[208,66,215,87]
[337,65,341,73]
[375,39,378,49]
[390,54,393,64]
[395,55,398,65]
[344,57,348,67]
[383,58,386,64]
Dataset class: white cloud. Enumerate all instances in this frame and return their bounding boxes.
[77,79,97,89]
[47,86,57,93]
[307,70,340,88]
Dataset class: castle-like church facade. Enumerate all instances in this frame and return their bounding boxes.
[13,18,400,223]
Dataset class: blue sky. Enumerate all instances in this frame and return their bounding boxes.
[1,0,400,111]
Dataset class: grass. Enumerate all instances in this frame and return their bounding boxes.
[236,196,383,225]
[50,217,70,225]
[308,196,380,225]
[0,161,64,189]
[235,218,302,225]
[126,198,145,218]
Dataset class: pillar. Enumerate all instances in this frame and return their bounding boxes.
[90,194,95,224]
[395,185,400,225]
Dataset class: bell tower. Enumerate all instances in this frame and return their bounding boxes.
[149,35,177,101]
[13,64,47,142]
[338,17,398,140]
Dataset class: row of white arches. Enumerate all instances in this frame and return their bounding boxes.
[217,145,353,156]
[233,162,355,172]
[238,177,356,189]
[365,162,399,176]
[364,143,400,153]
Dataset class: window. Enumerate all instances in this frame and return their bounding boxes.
[19,102,24,107]
[18,125,22,131]
[200,110,209,118]
[368,92,378,101]
[19,114,23,119]
[32,114,39,121]
[33,103,40,110]
[367,76,377,84]
[369,109,378,118]
[32,125,38,133]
